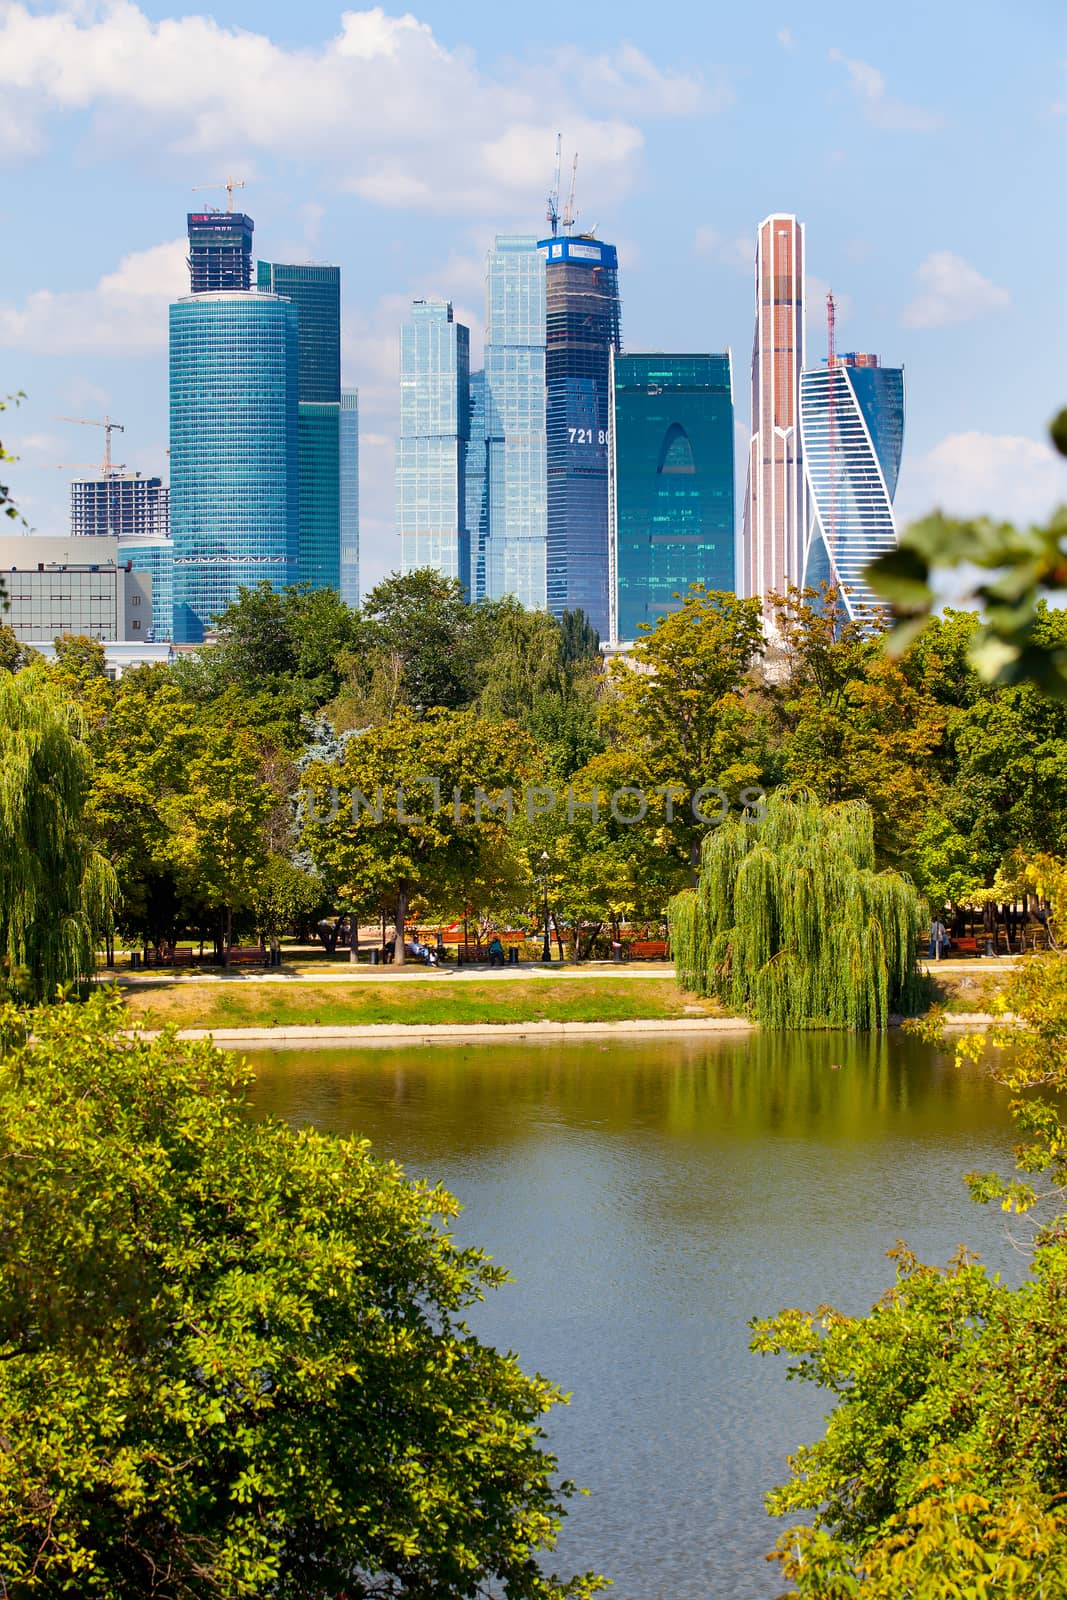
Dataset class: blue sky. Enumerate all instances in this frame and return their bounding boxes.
[2,0,1066,593]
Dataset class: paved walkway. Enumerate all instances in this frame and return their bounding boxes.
[139,1016,756,1046]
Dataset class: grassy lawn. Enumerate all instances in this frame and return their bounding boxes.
[926,968,1010,1014]
[121,977,720,1030]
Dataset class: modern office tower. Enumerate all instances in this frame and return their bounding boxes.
[187,211,254,293]
[117,534,173,639]
[396,301,470,585]
[169,290,299,644]
[800,350,905,624]
[465,370,488,600]
[608,353,736,645]
[339,390,360,607]
[742,214,808,617]
[482,235,548,607]
[70,474,169,540]
[539,232,622,638]
[257,261,343,591]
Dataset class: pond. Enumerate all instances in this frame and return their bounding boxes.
[246,1030,1022,1600]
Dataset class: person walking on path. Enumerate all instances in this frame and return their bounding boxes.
[928,915,949,960]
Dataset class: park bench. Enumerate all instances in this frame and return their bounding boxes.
[949,936,980,956]
[625,939,669,960]
[225,947,269,968]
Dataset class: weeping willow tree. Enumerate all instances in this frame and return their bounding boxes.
[0,665,117,1000]
[669,795,922,1029]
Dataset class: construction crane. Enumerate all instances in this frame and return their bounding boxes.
[191,175,245,213]
[54,414,126,477]
[546,133,562,238]
[561,152,579,234]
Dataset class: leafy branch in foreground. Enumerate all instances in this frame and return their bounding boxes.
[0,992,605,1600]
[866,407,1067,697]
[752,954,1067,1597]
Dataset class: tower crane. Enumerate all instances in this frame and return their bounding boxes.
[546,133,562,238]
[191,175,245,213]
[53,415,126,477]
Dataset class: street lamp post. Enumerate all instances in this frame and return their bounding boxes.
[540,851,551,963]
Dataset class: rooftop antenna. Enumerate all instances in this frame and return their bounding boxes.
[191,175,246,213]
[562,151,578,234]
[546,133,562,238]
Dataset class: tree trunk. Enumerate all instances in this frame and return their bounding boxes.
[223,906,233,967]
[394,886,408,967]
[349,913,360,965]
[551,913,566,962]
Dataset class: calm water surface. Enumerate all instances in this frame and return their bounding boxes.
[246,1032,1021,1600]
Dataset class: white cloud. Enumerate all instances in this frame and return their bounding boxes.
[0,3,712,216]
[0,237,186,354]
[828,48,941,132]
[901,250,1010,330]
[693,225,751,271]
[896,432,1067,527]
[776,27,796,52]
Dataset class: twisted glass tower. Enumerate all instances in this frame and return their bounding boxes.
[170,291,299,644]
[800,354,905,624]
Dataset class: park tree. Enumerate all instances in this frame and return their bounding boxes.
[669,795,923,1028]
[0,664,117,999]
[0,991,605,1600]
[751,953,1067,1597]
[302,708,534,964]
[0,623,35,674]
[603,585,767,866]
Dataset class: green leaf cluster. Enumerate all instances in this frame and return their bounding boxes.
[0,992,605,1600]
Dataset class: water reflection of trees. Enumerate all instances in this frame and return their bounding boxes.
[245,1033,1009,1161]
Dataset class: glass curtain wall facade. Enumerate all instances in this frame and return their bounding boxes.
[118,535,173,640]
[465,370,488,600]
[397,301,470,585]
[609,353,735,645]
[71,475,169,540]
[340,390,360,607]
[800,355,904,624]
[257,261,342,591]
[742,214,807,617]
[539,234,622,639]
[169,292,299,644]
[483,236,547,608]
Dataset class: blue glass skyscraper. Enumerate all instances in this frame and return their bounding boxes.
[397,301,470,585]
[539,233,622,638]
[257,261,342,592]
[800,352,904,624]
[118,534,173,640]
[340,389,360,607]
[170,289,299,644]
[465,370,488,600]
[483,235,547,608]
[609,353,735,644]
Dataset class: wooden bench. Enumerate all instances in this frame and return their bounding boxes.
[625,940,669,960]
[226,948,269,968]
[949,936,980,955]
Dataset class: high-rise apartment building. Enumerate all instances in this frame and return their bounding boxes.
[396,301,470,585]
[70,474,169,540]
[800,352,904,624]
[482,235,548,608]
[608,353,736,645]
[340,389,360,608]
[169,288,299,644]
[257,261,343,591]
[742,214,807,616]
[187,211,254,293]
[539,232,622,639]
